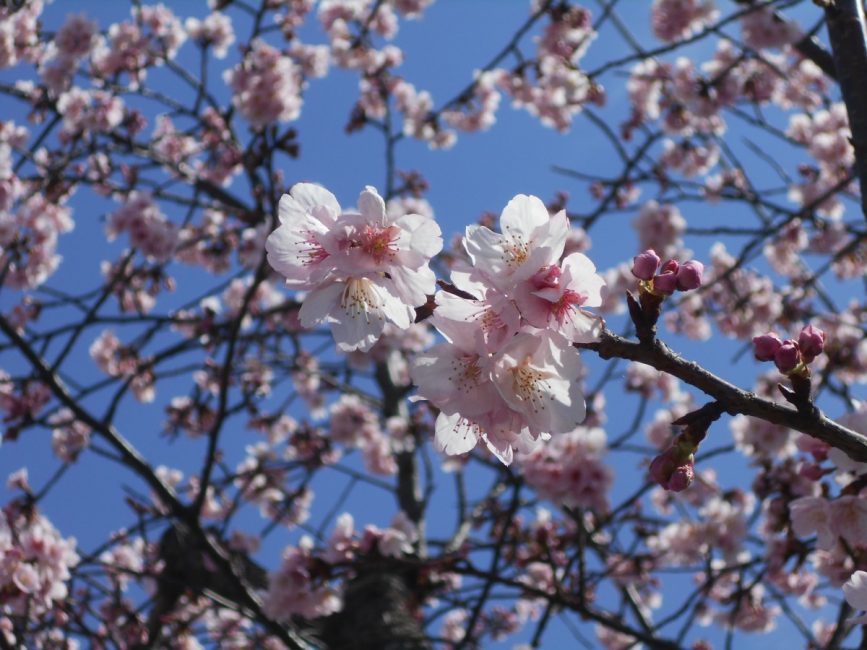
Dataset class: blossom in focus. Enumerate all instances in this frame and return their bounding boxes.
[463,194,568,293]
[514,253,605,343]
[412,192,602,464]
[266,183,442,352]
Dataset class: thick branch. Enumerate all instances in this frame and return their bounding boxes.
[825,0,867,219]
[578,330,867,462]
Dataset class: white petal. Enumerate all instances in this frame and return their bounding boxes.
[844,571,867,611]
[283,183,340,221]
[375,281,414,329]
[435,412,480,455]
[560,309,604,344]
[358,186,387,225]
[265,222,329,288]
[499,194,549,240]
[396,213,443,258]
[463,225,506,275]
[389,265,436,306]
[298,282,343,328]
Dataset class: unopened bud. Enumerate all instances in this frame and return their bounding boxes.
[632,249,660,280]
[774,339,800,374]
[676,260,704,291]
[652,270,678,295]
[798,324,825,364]
[752,333,783,362]
[649,446,695,492]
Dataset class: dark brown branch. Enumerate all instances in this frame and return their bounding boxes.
[578,330,867,462]
[825,0,867,219]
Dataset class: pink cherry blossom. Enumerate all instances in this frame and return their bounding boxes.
[491,331,585,437]
[789,496,836,549]
[513,253,605,343]
[267,184,442,351]
[464,194,568,292]
[651,0,718,43]
[224,39,303,129]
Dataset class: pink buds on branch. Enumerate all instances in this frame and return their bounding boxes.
[752,324,826,413]
[648,401,723,492]
[751,324,826,378]
[627,249,704,344]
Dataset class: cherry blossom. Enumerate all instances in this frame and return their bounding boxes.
[267,183,442,351]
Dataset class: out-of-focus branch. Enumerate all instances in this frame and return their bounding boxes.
[578,329,867,462]
[825,0,867,219]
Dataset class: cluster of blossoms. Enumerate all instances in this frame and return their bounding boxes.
[650,0,717,43]
[264,511,418,621]
[39,12,99,95]
[495,4,603,132]
[0,502,79,620]
[48,409,91,463]
[753,324,826,376]
[224,39,305,129]
[90,4,186,89]
[56,88,125,139]
[411,193,605,464]
[786,103,855,220]
[520,425,612,511]
[107,192,178,263]
[329,395,399,476]
[90,330,155,403]
[0,1,42,70]
[184,11,235,58]
[265,183,442,352]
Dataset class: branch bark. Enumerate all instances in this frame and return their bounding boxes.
[578,329,867,462]
[825,0,867,219]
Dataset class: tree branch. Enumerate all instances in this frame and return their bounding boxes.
[825,0,867,219]
[578,329,867,462]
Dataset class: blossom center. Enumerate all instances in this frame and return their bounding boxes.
[551,289,586,321]
[501,227,530,268]
[341,278,381,321]
[359,224,400,264]
[298,230,329,266]
[532,265,562,289]
[511,361,552,413]
[450,354,484,391]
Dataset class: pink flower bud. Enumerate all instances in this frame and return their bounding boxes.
[752,333,782,361]
[649,447,694,492]
[676,260,704,291]
[798,324,826,363]
[660,259,679,274]
[652,271,678,295]
[774,339,800,374]
[631,249,660,280]
[531,265,562,290]
[667,464,694,492]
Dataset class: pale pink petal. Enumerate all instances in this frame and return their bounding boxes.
[435,412,480,455]
[844,571,867,612]
[358,185,387,225]
[298,281,344,328]
[499,194,550,241]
